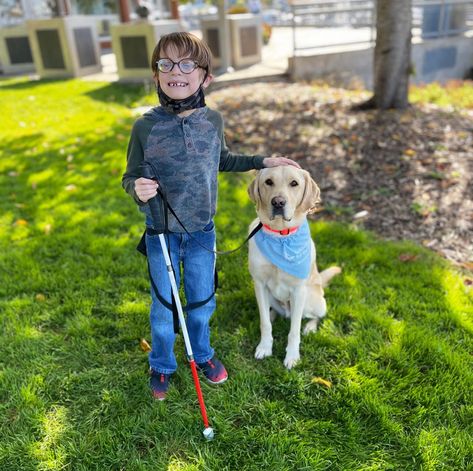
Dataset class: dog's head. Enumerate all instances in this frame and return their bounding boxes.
[248,166,321,229]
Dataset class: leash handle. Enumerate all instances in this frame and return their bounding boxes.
[140,161,168,234]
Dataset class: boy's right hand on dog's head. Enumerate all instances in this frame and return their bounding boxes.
[135,177,159,203]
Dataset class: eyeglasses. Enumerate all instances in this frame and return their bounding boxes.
[156,58,202,74]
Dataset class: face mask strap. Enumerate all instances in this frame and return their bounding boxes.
[157,83,206,114]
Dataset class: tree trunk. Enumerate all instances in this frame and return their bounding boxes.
[118,0,131,22]
[357,0,412,110]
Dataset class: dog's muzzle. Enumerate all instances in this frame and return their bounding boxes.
[271,196,286,218]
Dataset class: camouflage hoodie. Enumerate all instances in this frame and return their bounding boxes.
[122,106,266,232]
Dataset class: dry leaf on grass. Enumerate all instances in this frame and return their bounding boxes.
[398,253,419,262]
[311,377,332,388]
[140,338,152,352]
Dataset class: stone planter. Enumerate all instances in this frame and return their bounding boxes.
[27,16,101,78]
[201,13,262,69]
[228,14,262,68]
[0,23,35,75]
[111,20,182,81]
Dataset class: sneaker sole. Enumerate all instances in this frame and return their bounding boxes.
[152,391,166,400]
[203,375,228,385]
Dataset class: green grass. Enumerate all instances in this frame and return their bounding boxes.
[1,77,472,471]
[410,80,473,109]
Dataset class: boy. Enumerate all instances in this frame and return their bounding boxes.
[122,32,298,400]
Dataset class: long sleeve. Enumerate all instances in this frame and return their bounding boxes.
[122,119,148,207]
[219,132,266,172]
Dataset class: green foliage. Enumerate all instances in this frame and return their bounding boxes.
[410,80,473,109]
[0,77,472,470]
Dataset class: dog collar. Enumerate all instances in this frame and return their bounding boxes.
[262,223,299,236]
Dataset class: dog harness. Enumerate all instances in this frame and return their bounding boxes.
[254,220,312,279]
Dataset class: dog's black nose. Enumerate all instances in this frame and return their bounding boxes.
[271,196,286,208]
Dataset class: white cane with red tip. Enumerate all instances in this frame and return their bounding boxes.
[157,234,214,440]
[141,161,214,441]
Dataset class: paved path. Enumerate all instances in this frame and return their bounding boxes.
[85,26,373,85]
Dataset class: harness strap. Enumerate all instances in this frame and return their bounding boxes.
[147,257,218,315]
[137,160,261,334]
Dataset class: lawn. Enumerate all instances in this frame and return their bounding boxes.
[0,78,472,471]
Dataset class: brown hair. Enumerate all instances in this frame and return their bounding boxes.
[151,32,213,76]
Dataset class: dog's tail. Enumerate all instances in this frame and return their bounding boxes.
[320,266,342,287]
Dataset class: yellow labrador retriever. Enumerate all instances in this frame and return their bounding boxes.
[247,166,340,369]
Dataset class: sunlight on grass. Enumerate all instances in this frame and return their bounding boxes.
[1,78,472,470]
[31,406,68,470]
[410,80,473,109]
[167,457,203,470]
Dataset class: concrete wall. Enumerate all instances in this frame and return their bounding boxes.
[411,35,473,84]
[289,36,473,87]
[289,45,373,88]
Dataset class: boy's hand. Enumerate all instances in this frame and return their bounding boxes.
[135,177,159,203]
[263,157,301,169]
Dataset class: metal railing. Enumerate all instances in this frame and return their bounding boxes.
[290,0,473,57]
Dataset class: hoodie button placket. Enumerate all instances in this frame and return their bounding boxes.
[182,119,194,151]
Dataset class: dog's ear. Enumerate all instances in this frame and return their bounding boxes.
[248,172,262,208]
[300,171,321,214]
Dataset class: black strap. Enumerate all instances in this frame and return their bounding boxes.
[138,160,261,334]
[145,220,263,256]
[146,258,217,312]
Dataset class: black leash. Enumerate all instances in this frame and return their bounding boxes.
[137,161,262,333]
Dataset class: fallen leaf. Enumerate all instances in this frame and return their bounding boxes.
[399,253,418,262]
[404,149,417,157]
[140,338,152,352]
[311,377,332,388]
[459,262,473,271]
[353,210,369,220]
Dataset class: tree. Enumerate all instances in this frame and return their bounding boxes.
[357,0,412,110]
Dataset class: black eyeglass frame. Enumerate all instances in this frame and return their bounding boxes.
[156,58,207,74]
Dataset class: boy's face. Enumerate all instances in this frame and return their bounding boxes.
[156,45,213,100]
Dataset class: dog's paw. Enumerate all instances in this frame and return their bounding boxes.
[255,342,272,360]
[283,352,300,369]
[303,319,319,336]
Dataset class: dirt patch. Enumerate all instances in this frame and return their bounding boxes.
[208,82,473,267]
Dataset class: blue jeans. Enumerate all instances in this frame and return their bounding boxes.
[145,222,216,374]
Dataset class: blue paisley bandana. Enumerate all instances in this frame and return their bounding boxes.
[254,220,312,279]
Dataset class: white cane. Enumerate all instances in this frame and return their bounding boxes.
[141,161,214,441]
[158,233,214,441]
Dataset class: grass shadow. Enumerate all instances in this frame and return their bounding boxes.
[0,81,472,470]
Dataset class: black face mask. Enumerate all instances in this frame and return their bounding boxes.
[157,83,206,114]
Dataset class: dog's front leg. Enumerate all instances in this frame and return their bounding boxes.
[284,287,307,369]
[254,280,273,360]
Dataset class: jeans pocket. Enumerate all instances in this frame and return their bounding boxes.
[202,221,215,233]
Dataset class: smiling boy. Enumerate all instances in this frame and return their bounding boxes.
[122,32,298,400]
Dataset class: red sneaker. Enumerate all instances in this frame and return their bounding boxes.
[149,369,171,400]
[197,357,228,384]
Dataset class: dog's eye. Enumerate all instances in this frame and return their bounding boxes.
[290,180,299,187]
[265,179,274,186]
